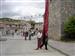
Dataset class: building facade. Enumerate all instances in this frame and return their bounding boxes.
[35,22,43,31]
[48,0,75,40]
[0,21,31,36]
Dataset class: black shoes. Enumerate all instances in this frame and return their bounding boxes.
[45,48,48,50]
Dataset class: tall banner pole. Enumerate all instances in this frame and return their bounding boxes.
[43,0,49,36]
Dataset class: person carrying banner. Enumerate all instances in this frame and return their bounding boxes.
[39,0,49,50]
[40,31,48,50]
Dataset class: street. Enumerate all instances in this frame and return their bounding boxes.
[0,35,65,56]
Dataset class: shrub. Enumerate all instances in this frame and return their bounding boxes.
[64,16,75,40]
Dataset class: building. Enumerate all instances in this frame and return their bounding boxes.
[35,22,43,31]
[0,20,31,36]
[22,22,31,32]
[48,0,75,40]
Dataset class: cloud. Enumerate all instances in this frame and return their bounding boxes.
[3,0,44,2]
[0,0,45,22]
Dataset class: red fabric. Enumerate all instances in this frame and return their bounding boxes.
[43,0,49,36]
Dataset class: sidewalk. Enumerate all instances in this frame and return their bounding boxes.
[48,39,75,56]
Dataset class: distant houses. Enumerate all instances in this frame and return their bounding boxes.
[0,18,31,36]
[35,22,43,31]
[0,18,44,36]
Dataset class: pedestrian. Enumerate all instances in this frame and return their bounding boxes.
[35,30,42,50]
[23,31,27,40]
[25,31,29,40]
[28,30,32,40]
[35,28,38,35]
[23,31,25,36]
[40,31,48,50]
[25,31,28,39]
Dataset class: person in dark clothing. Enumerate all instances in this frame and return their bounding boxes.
[25,31,28,40]
[23,31,28,40]
[40,32,48,50]
[29,30,32,40]
[23,32,26,40]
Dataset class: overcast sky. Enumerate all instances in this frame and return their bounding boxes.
[0,0,45,22]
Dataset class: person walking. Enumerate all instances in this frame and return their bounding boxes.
[25,31,28,40]
[23,31,27,40]
[23,31,26,40]
[35,30,42,50]
[28,30,32,40]
[34,28,39,36]
[40,31,48,50]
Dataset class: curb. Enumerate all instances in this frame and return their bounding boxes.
[48,44,69,56]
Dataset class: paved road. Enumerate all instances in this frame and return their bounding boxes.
[0,35,65,56]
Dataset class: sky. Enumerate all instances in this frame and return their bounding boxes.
[0,0,45,22]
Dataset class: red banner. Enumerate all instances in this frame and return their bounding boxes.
[43,0,49,36]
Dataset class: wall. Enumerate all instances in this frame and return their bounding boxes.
[48,0,75,40]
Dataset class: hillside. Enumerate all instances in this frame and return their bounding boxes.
[0,18,21,22]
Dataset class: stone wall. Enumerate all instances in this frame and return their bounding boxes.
[48,0,75,40]
[61,0,75,34]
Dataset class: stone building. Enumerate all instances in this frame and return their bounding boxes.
[48,0,75,40]
[35,22,43,31]
[0,21,31,36]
